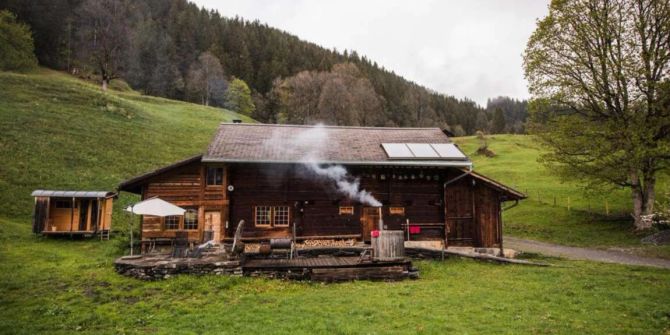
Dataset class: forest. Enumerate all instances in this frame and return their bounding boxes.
[1,0,528,134]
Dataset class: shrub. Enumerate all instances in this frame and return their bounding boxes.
[0,10,38,71]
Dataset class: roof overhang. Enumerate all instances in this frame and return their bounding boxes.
[201,157,473,168]
[31,190,117,198]
[118,155,203,194]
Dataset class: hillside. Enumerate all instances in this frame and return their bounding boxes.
[1,0,497,133]
[0,68,254,219]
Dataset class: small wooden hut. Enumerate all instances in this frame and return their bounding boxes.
[31,190,116,238]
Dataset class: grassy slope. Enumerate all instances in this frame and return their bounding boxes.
[453,135,670,258]
[0,70,669,334]
[0,69,254,220]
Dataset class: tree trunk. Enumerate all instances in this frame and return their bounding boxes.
[631,171,656,230]
[102,78,108,91]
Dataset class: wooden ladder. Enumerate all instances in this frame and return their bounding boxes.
[99,229,110,241]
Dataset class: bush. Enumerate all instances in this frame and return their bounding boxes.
[0,10,38,71]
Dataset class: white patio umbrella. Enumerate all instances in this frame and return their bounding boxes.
[124,197,186,255]
[125,197,186,217]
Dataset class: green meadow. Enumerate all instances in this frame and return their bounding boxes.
[0,70,669,334]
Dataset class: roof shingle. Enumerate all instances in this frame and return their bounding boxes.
[203,123,471,166]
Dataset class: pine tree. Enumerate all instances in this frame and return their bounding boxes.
[491,108,506,134]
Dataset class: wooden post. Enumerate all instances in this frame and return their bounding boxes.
[70,197,75,232]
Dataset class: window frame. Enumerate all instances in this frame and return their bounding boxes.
[183,208,199,230]
[205,167,224,186]
[254,206,272,227]
[389,206,405,216]
[164,215,180,230]
[339,206,354,215]
[254,206,291,227]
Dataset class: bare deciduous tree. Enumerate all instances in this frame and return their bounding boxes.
[75,0,130,90]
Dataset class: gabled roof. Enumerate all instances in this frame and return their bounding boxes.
[31,190,116,198]
[203,123,472,167]
[118,155,202,194]
[469,171,527,200]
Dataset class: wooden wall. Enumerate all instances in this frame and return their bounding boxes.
[228,164,450,241]
[140,160,228,242]
[135,161,505,248]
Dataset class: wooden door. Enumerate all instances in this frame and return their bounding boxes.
[205,211,222,242]
[361,207,381,242]
[445,178,475,246]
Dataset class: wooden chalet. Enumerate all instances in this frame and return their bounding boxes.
[32,190,116,238]
[118,123,525,251]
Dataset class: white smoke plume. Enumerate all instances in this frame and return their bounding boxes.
[265,124,382,207]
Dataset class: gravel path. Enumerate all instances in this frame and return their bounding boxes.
[505,237,670,269]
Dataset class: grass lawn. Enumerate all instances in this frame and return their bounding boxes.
[1,218,669,334]
[453,135,670,259]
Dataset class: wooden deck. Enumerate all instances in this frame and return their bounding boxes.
[243,256,417,281]
[244,256,362,269]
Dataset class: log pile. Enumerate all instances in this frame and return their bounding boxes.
[299,239,357,248]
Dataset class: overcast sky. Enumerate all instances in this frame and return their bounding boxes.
[192,0,549,106]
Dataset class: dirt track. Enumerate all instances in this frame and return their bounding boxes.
[505,237,670,269]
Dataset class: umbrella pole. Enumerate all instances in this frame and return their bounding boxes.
[129,205,134,256]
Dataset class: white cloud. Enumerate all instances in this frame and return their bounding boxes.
[192,0,549,106]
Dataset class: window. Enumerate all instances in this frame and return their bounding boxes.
[206,167,224,186]
[273,206,290,226]
[54,199,74,209]
[254,206,272,226]
[254,206,290,227]
[165,216,180,230]
[339,206,354,215]
[389,207,405,216]
[184,209,198,230]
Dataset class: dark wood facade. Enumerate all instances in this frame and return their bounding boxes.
[120,159,523,249]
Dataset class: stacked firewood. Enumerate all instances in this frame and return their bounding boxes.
[244,243,261,253]
[299,239,357,248]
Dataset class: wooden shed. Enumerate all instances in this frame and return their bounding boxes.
[118,123,525,251]
[31,190,116,238]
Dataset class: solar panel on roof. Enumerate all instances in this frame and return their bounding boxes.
[430,143,467,159]
[406,143,439,158]
[382,143,468,161]
[381,143,414,158]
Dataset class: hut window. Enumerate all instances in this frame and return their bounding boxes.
[184,209,198,230]
[54,199,74,209]
[254,206,290,227]
[339,206,354,215]
[165,216,179,230]
[389,207,405,216]
[206,167,224,186]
